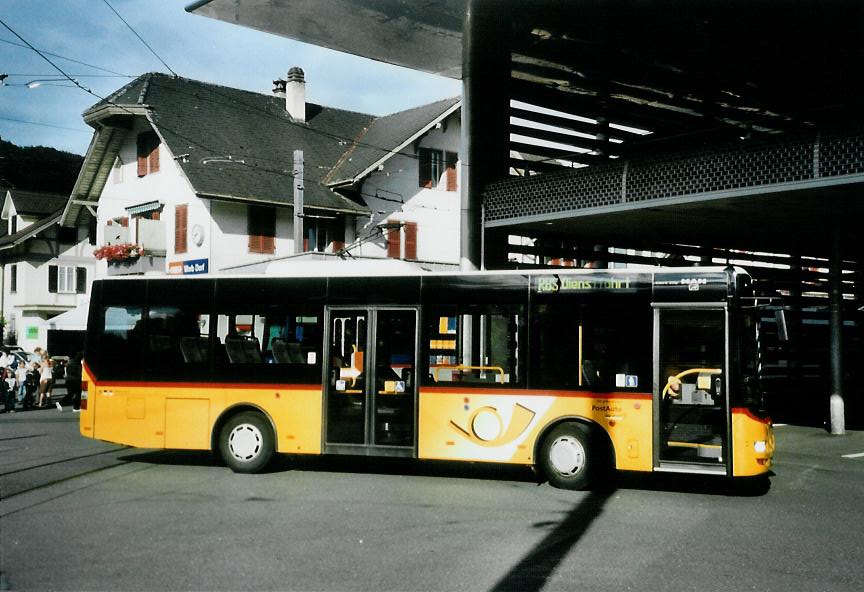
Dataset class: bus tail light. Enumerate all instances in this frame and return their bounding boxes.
[81,381,88,410]
[754,440,767,453]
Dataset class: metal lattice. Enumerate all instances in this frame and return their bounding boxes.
[485,129,864,222]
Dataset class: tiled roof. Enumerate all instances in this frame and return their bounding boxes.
[6,189,69,216]
[90,74,376,214]
[326,97,461,185]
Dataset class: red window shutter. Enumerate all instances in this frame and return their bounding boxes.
[247,205,276,254]
[175,205,188,254]
[262,235,275,254]
[120,217,129,227]
[386,222,401,258]
[445,152,458,191]
[137,134,148,177]
[404,222,417,260]
[148,136,160,173]
[331,240,345,253]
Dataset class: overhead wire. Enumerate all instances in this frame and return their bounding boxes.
[0,115,92,134]
[100,0,177,77]
[0,37,133,77]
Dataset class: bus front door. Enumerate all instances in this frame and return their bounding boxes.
[324,307,418,456]
[654,307,729,474]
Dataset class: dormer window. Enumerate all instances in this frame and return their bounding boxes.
[418,148,458,191]
[136,131,160,177]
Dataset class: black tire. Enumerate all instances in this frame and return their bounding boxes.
[219,411,275,474]
[539,422,596,490]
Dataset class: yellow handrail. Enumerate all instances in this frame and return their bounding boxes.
[662,367,722,398]
[432,365,505,383]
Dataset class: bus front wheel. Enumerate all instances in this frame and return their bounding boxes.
[219,411,275,474]
[540,422,595,490]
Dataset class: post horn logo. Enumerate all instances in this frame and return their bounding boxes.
[450,403,536,447]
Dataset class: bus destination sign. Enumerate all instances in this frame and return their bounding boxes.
[534,274,646,294]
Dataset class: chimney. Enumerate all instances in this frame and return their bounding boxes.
[272,78,286,98]
[285,67,306,123]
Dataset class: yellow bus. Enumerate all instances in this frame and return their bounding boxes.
[78,267,773,489]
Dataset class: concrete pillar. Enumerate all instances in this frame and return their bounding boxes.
[461,0,510,270]
[829,234,845,434]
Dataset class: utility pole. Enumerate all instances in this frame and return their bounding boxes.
[293,150,304,254]
[829,232,845,434]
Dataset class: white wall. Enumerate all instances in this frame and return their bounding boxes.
[97,119,207,276]
[352,112,461,264]
[209,201,297,270]
[2,222,95,352]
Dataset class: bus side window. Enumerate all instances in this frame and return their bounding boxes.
[424,307,522,387]
[99,305,144,380]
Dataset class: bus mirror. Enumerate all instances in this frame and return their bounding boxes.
[775,309,789,342]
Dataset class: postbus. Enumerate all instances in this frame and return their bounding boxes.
[78,266,773,489]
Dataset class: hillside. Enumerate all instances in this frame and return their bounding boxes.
[0,138,84,194]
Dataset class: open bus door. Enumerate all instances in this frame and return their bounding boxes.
[323,307,418,457]
[654,306,730,475]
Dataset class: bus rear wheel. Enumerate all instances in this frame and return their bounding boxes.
[540,422,595,490]
[219,411,275,474]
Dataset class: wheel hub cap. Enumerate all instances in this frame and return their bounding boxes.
[549,436,585,476]
[228,424,263,461]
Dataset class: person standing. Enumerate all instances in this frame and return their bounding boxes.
[64,352,83,412]
[37,353,53,408]
[15,362,28,406]
[1,367,14,413]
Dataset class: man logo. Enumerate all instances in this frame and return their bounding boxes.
[450,403,536,447]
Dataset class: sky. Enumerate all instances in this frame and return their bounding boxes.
[0,0,462,155]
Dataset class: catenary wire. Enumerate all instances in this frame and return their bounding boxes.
[0,37,133,77]
[100,0,178,77]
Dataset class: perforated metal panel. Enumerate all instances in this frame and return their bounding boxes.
[485,129,864,222]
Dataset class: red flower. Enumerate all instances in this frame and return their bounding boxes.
[93,243,143,261]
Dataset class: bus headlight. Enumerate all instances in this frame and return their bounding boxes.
[754,440,767,454]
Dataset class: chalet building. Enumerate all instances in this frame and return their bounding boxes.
[0,188,95,352]
[60,70,462,277]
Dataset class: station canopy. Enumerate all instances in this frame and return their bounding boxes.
[189,0,864,258]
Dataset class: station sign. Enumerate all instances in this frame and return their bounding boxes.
[168,258,209,275]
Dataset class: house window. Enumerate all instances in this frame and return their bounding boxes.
[136,131,160,177]
[304,216,345,253]
[248,205,276,254]
[10,216,17,235]
[418,148,458,190]
[48,265,87,295]
[175,204,188,254]
[10,265,17,293]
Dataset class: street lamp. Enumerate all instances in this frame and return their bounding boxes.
[0,76,77,88]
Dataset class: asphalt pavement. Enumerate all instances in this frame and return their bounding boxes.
[1,407,863,591]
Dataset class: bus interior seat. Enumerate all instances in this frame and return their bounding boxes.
[225,335,262,364]
[272,338,305,364]
[149,334,180,362]
[180,336,209,364]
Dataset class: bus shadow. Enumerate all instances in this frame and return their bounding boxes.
[612,471,773,497]
[119,450,221,467]
[117,451,771,495]
[117,449,541,483]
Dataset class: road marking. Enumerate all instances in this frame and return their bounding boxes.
[841,452,864,459]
